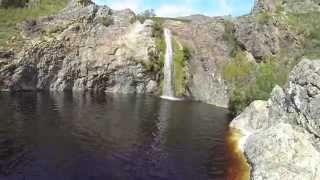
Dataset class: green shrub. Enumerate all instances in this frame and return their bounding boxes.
[98,16,114,27]
[223,20,241,57]
[225,52,291,115]
[152,20,163,38]
[229,86,255,115]
[223,51,255,83]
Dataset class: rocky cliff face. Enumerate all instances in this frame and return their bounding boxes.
[230,59,320,180]
[0,1,160,94]
[253,0,320,14]
[163,17,230,107]
[159,0,309,107]
[0,0,319,108]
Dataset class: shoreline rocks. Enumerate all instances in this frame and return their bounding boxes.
[230,59,320,180]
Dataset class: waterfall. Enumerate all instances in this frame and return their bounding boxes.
[161,28,178,100]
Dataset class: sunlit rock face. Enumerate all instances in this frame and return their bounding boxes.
[163,17,230,107]
[0,2,160,94]
[230,59,320,180]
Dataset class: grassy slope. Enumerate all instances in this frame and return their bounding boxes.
[0,0,68,47]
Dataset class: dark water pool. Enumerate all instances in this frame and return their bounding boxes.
[0,92,232,180]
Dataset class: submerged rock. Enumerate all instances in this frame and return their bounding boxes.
[230,59,320,180]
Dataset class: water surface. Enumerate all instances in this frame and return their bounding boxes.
[0,92,231,180]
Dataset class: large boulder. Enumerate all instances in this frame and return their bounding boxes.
[230,59,320,180]
[246,123,320,180]
[285,59,320,137]
[230,100,269,134]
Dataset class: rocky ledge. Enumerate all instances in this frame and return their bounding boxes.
[0,1,160,94]
[230,59,320,180]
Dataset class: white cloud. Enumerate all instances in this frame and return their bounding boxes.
[156,4,194,17]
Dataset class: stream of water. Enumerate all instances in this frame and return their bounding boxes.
[161,28,178,100]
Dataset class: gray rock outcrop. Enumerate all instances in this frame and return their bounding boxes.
[235,16,281,60]
[0,2,160,94]
[253,0,320,14]
[230,59,320,180]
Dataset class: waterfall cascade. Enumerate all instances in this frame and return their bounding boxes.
[161,29,181,101]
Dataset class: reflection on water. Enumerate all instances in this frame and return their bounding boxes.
[0,92,231,180]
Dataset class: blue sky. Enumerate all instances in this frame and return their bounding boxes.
[94,0,255,17]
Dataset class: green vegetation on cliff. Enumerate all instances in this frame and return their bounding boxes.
[223,20,240,57]
[156,34,190,96]
[0,0,68,46]
[172,39,190,96]
[287,12,320,59]
[224,53,290,115]
[223,7,320,115]
[152,19,191,96]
